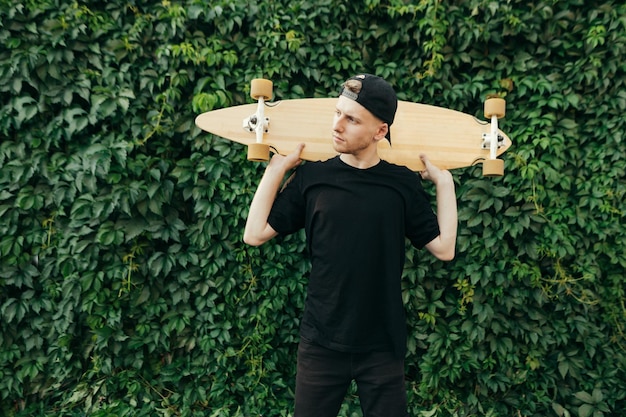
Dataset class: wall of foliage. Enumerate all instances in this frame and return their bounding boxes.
[1,0,625,416]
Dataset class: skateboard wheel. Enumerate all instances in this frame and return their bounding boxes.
[247,143,270,162]
[250,78,273,100]
[484,97,506,119]
[483,158,504,177]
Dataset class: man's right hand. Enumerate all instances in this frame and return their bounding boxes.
[267,143,306,173]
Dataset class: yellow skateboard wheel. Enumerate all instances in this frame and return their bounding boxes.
[247,143,270,161]
[483,158,504,177]
[250,78,273,100]
[484,97,506,119]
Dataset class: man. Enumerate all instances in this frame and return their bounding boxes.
[244,74,457,417]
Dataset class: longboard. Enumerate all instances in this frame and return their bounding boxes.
[195,79,511,175]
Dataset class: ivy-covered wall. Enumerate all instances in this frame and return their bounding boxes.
[1,0,625,416]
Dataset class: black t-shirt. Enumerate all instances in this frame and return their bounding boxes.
[268,156,440,357]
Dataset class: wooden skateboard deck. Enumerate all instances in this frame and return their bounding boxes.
[195,97,511,173]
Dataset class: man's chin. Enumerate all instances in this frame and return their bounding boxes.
[332,141,346,153]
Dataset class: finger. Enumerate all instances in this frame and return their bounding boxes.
[282,143,305,169]
[293,144,304,159]
[420,153,434,168]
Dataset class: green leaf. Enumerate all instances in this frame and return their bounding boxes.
[574,391,594,404]
[13,96,38,125]
[578,404,594,417]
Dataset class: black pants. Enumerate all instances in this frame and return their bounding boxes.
[294,338,409,417]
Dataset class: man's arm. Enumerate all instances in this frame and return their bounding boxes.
[420,154,458,261]
[243,144,305,247]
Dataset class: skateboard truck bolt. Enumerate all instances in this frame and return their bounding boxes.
[243,114,270,133]
[481,133,504,150]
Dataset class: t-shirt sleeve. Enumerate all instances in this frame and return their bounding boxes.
[405,178,440,249]
[267,169,306,235]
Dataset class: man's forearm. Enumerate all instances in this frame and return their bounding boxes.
[243,144,305,246]
[243,164,285,246]
[435,175,458,254]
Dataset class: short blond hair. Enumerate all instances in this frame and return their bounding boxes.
[343,79,362,94]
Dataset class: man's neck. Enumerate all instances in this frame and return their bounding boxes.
[339,151,381,169]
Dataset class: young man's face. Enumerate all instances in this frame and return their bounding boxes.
[332,96,388,155]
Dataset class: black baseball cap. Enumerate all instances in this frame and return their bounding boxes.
[339,74,398,142]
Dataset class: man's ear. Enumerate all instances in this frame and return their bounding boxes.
[373,123,389,142]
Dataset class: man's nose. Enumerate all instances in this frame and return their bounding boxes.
[333,115,343,131]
